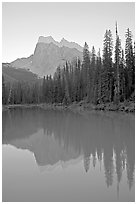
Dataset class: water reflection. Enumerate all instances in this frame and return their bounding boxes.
[2,108,135,191]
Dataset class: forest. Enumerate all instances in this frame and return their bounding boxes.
[2,26,135,106]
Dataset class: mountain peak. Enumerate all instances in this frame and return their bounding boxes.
[38,36,55,44]
[38,36,83,52]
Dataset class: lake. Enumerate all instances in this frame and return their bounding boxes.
[2,108,135,202]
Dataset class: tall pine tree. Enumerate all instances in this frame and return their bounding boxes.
[114,22,121,103]
[125,28,134,99]
[102,29,113,102]
[82,42,90,99]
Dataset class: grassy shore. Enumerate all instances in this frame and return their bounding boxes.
[2,100,135,113]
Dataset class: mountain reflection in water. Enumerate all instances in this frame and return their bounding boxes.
[2,108,135,192]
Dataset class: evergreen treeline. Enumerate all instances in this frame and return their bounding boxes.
[2,26,135,105]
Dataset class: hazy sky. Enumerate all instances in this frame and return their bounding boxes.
[2,2,135,62]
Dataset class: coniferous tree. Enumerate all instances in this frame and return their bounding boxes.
[75,58,81,102]
[42,76,46,102]
[89,46,96,102]
[56,66,62,103]
[114,23,121,103]
[102,29,113,103]
[82,42,90,98]
[94,49,102,104]
[119,50,126,101]
[63,76,71,105]
[125,28,134,99]
[63,62,71,105]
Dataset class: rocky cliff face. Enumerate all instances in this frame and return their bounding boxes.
[32,42,82,76]
[10,36,83,76]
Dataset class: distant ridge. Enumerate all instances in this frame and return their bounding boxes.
[2,63,38,83]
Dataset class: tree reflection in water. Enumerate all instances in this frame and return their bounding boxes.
[2,108,135,190]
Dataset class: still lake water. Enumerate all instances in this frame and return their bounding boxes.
[2,108,135,202]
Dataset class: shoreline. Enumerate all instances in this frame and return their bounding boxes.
[2,101,135,114]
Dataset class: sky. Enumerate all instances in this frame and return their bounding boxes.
[2,2,135,62]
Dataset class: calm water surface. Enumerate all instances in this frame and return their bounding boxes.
[2,108,135,202]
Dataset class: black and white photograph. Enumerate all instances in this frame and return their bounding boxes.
[2,1,135,202]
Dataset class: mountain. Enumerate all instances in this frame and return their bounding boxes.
[11,55,33,69]
[60,38,83,52]
[38,36,83,52]
[2,63,39,84]
[10,36,83,76]
[31,41,82,76]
